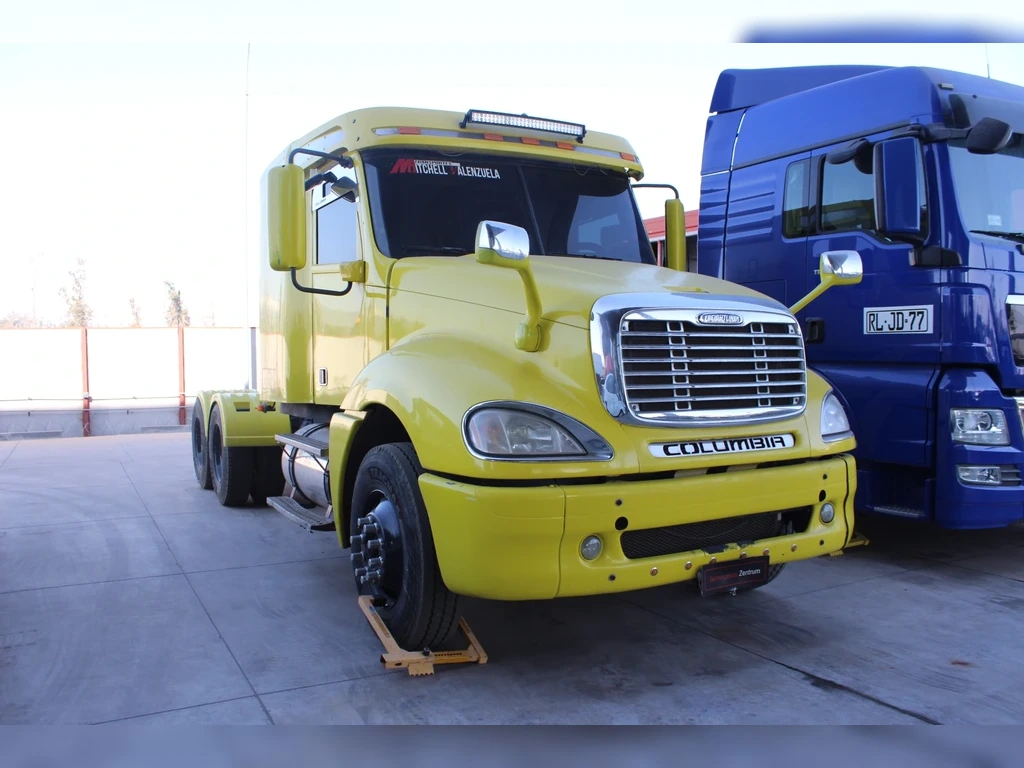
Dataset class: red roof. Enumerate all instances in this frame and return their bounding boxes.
[644,211,699,238]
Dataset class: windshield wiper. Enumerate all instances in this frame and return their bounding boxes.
[401,245,471,255]
[971,230,1024,243]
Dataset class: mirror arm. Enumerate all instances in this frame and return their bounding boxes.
[631,183,680,199]
[288,147,354,169]
[789,282,829,315]
[290,268,353,297]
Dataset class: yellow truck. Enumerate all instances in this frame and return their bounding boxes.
[190,107,864,651]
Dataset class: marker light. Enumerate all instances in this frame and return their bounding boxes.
[820,502,836,524]
[461,110,587,142]
[580,536,603,561]
[957,465,1005,486]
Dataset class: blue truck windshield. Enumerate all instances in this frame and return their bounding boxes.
[360,149,656,265]
[948,133,1024,238]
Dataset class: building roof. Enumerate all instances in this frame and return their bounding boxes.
[644,211,699,238]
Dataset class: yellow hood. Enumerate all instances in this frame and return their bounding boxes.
[388,255,786,328]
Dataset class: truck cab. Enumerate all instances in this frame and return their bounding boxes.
[192,106,864,650]
[698,65,1024,530]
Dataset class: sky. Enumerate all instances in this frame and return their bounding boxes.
[1,2,1023,330]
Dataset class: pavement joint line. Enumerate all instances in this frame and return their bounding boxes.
[180,554,347,577]
[0,440,17,471]
[0,571,185,596]
[255,667,394,701]
[90,694,268,725]
[0,512,153,532]
[940,560,1024,585]
[624,597,941,725]
[182,570,278,725]
[131,463,277,725]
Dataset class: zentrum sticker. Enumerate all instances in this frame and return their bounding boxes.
[390,158,501,179]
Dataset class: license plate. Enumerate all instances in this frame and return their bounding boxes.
[697,556,771,596]
[863,305,932,335]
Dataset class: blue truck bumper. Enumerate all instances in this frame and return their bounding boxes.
[933,370,1024,529]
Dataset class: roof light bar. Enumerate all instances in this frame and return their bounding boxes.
[461,109,587,143]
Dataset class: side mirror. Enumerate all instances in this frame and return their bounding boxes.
[789,250,863,315]
[966,117,1013,155]
[873,137,924,238]
[475,220,530,268]
[331,177,359,202]
[664,198,687,272]
[474,220,543,352]
[820,250,863,287]
[267,163,307,272]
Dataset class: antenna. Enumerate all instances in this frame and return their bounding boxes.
[244,42,252,387]
[985,43,991,78]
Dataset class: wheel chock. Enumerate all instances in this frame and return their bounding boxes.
[831,530,870,556]
[357,595,488,677]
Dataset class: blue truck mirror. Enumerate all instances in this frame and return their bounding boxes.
[966,117,1013,155]
[873,137,923,238]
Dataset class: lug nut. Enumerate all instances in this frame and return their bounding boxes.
[350,534,363,548]
[367,538,382,551]
[367,569,381,583]
[354,567,367,578]
[356,516,372,527]
[350,552,364,565]
[367,557,383,569]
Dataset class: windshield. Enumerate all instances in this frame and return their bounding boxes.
[360,149,656,264]
[948,133,1024,236]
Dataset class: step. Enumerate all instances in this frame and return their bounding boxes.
[268,495,336,532]
[872,505,925,519]
[275,433,329,458]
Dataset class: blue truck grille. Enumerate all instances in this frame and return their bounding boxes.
[618,315,807,424]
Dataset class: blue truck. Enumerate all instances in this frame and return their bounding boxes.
[697,64,1024,530]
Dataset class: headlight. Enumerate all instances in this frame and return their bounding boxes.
[820,391,853,442]
[950,409,1009,446]
[463,402,613,461]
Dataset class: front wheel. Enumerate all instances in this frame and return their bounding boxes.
[350,443,460,651]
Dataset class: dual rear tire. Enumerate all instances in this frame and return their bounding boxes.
[191,400,284,507]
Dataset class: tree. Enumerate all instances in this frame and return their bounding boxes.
[164,281,191,327]
[129,298,143,328]
[58,258,93,328]
[0,312,44,329]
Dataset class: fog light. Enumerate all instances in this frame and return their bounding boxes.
[580,535,602,561]
[820,502,836,524]
[957,465,1003,486]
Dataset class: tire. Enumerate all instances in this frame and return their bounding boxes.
[208,403,255,507]
[250,447,285,506]
[350,443,460,651]
[191,399,212,490]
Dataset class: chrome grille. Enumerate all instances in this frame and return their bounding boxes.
[618,310,807,424]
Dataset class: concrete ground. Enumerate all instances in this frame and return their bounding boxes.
[1,433,1023,725]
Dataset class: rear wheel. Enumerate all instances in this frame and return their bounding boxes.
[191,399,212,490]
[250,447,285,506]
[208,403,255,507]
[350,443,460,651]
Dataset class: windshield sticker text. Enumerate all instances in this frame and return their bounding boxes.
[390,158,501,179]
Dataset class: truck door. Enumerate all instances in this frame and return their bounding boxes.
[309,164,368,405]
[722,153,811,308]
[802,137,939,499]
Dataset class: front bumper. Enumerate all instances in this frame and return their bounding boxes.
[419,455,856,600]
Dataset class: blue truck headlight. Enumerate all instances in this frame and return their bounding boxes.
[950,409,1009,446]
[820,391,853,442]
